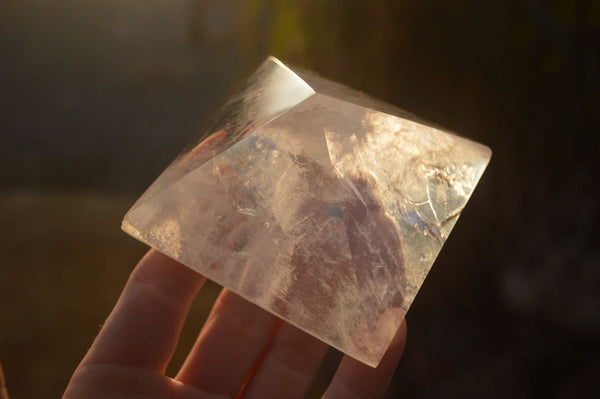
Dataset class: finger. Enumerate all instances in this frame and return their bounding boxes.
[323,320,407,399]
[0,361,8,399]
[81,249,206,372]
[241,322,328,399]
[176,289,278,397]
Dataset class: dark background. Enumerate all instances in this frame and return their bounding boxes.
[1,0,599,397]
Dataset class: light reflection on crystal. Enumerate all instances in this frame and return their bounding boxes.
[122,56,491,367]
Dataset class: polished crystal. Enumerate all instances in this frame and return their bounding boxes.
[122,56,491,367]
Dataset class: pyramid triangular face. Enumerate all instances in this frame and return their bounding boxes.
[123,57,491,367]
[137,57,315,203]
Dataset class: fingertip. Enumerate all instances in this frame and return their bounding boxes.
[323,319,407,399]
[132,249,206,306]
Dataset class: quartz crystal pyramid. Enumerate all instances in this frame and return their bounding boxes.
[122,56,491,367]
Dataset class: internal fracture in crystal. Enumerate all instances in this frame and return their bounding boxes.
[122,56,492,367]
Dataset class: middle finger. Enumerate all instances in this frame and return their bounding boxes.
[175,289,278,397]
[241,322,328,399]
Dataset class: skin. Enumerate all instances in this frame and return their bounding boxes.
[63,249,407,398]
[0,361,8,399]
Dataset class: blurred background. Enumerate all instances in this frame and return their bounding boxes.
[1,0,599,397]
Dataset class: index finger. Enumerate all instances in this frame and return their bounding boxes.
[80,249,206,372]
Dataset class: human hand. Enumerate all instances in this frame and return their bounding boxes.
[64,250,407,398]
